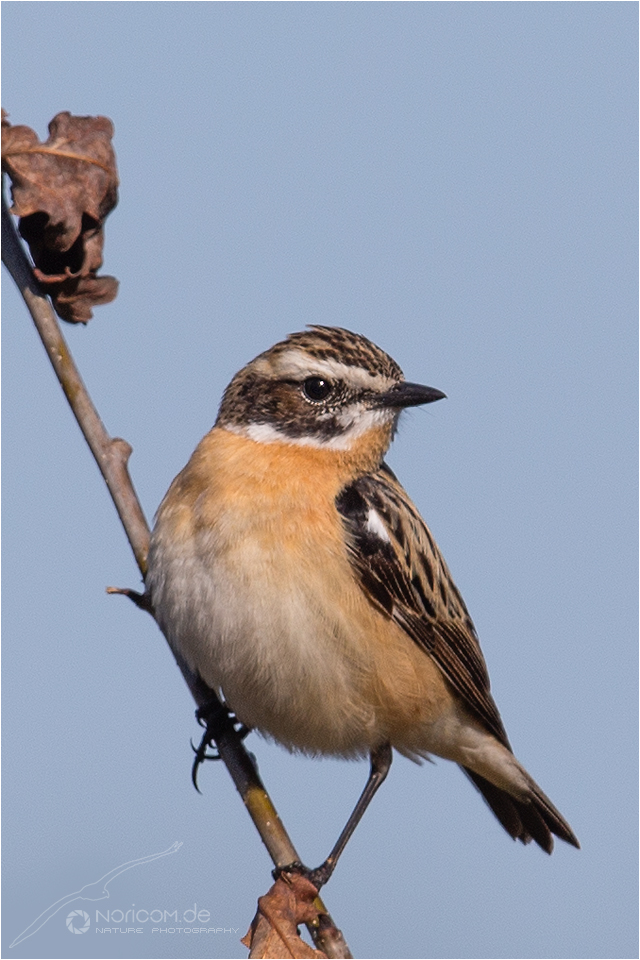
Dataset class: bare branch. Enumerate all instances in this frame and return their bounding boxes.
[2,183,352,960]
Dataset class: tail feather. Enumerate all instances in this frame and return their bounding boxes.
[463,767,580,853]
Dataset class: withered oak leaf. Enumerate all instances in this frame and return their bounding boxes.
[241,874,327,959]
[2,109,119,323]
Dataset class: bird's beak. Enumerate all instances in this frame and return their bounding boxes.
[376,381,447,409]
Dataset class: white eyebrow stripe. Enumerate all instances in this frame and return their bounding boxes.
[365,508,390,543]
[257,349,396,392]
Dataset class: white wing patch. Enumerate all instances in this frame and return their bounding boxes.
[366,508,390,543]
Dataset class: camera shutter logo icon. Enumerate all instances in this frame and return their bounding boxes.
[66,910,90,934]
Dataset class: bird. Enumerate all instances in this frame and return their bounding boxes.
[145,325,579,886]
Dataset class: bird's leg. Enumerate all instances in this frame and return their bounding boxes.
[308,743,392,888]
[276,742,393,890]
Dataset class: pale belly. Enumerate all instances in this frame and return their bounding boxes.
[145,428,529,799]
[150,519,369,753]
[147,514,463,759]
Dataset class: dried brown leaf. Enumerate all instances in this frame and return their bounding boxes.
[2,109,119,323]
[241,873,327,959]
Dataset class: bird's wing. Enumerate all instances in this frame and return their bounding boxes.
[336,462,510,748]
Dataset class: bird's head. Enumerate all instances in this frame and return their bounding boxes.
[216,326,445,466]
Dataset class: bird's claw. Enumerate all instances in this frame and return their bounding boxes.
[272,859,334,891]
[191,700,251,791]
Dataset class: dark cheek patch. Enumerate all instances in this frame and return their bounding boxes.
[218,377,329,437]
[222,377,368,443]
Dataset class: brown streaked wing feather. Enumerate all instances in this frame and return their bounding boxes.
[335,463,510,748]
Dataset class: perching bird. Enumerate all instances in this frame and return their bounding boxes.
[146,326,579,885]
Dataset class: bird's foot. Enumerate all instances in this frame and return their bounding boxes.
[191,699,250,791]
[272,857,335,892]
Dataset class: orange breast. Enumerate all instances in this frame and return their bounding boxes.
[151,426,459,759]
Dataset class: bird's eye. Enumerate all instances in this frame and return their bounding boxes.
[303,377,333,402]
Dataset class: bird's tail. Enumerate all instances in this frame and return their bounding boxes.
[462,766,580,853]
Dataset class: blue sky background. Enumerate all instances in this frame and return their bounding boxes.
[2,4,637,959]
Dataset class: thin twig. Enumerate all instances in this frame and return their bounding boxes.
[2,188,352,960]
